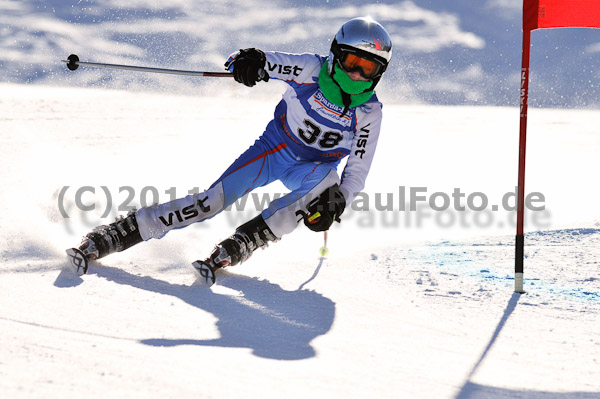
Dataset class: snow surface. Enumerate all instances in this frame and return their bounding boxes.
[0,82,599,398]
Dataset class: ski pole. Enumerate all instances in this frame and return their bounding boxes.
[62,54,233,78]
[319,231,329,257]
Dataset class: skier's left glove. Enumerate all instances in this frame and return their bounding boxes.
[302,184,346,232]
[225,48,269,87]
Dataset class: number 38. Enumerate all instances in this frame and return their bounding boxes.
[298,119,342,149]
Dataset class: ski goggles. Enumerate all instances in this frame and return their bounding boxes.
[338,52,385,80]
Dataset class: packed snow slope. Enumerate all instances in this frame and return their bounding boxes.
[0,83,599,398]
[2,0,600,107]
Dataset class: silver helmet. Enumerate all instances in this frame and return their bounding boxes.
[328,17,392,83]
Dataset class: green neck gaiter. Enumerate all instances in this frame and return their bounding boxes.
[318,62,374,109]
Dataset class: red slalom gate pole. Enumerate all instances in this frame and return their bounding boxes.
[515,29,531,294]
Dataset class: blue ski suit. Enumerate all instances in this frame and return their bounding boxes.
[136,51,383,241]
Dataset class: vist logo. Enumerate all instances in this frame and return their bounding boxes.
[267,62,303,76]
[159,196,211,226]
[354,124,371,159]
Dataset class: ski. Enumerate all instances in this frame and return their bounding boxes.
[65,247,89,276]
[66,247,220,287]
[191,260,219,287]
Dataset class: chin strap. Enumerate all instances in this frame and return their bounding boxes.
[340,92,351,118]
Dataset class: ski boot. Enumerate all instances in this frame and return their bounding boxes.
[66,211,143,275]
[192,215,278,286]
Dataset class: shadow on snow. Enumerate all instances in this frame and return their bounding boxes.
[456,293,598,399]
[55,258,335,361]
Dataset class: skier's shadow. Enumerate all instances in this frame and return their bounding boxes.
[85,258,334,361]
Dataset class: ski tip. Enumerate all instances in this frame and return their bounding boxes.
[191,260,216,287]
[66,247,88,276]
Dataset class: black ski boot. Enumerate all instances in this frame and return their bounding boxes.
[66,211,143,275]
[192,215,278,286]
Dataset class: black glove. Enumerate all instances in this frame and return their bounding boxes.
[302,184,346,232]
[226,48,269,87]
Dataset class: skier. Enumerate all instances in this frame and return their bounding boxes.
[67,17,393,283]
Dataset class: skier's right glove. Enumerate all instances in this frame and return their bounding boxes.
[225,48,269,87]
[302,184,346,232]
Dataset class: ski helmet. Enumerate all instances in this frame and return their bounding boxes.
[328,17,392,88]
